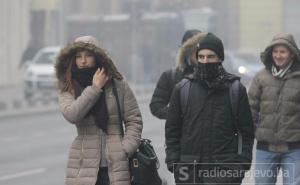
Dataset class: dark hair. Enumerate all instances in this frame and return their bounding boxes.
[63,56,75,92]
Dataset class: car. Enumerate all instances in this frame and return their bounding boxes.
[223,51,263,87]
[22,46,61,102]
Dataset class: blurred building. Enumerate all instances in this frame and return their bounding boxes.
[239,0,282,53]
[283,0,300,46]
[239,0,300,54]
[0,0,31,86]
[63,0,185,83]
[212,0,239,50]
[30,0,60,47]
[1,0,300,87]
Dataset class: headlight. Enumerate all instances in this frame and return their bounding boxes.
[238,66,247,74]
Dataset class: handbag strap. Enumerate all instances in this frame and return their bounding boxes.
[111,78,125,137]
[112,80,161,170]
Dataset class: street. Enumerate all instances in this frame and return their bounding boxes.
[0,111,73,185]
[0,96,284,185]
[0,1,296,185]
[0,96,174,185]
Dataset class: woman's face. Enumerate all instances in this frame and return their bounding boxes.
[75,50,96,69]
[272,45,294,69]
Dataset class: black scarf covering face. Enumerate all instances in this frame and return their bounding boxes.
[72,66,109,133]
[72,66,98,87]
[194,62,230,89]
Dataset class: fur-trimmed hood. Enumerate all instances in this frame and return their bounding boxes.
[261,33,300,69]
[176,32,208,71]
[55,35,123,91]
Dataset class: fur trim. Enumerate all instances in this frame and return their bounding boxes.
[55,38,123,91]
[176,32,208,71]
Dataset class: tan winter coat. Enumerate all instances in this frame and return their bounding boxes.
[248,33,300,144]
[55,36,143,185]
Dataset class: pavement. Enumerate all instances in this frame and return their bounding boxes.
[0,84,287,184]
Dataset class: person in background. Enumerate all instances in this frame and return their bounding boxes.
[55,35,143,185]
[149,29,207,119]
[248,33,300,185]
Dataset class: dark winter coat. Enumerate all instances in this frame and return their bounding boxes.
[150,32,208,119]
[165,75,254,171]
[149,68,185,119]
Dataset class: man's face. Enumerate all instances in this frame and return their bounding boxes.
[272,45,294,69]
[197,49,221,64]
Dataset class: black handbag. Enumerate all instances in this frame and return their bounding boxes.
[129,139,162,185]
[112,79,162,185]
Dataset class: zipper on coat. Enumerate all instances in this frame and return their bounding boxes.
[206,90,213,163]
[274,80,285,134]
[94,133,102,185]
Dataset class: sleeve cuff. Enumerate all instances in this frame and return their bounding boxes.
[91,85,103,94]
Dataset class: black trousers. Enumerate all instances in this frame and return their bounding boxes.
[95,167,110,185]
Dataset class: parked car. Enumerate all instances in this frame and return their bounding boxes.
[223,51,263,87]
[22,46,61,102]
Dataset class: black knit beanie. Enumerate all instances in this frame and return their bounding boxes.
[196,32,224,61]
[181,29,201,44]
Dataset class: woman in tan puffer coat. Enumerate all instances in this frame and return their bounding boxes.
[55,35,143,185]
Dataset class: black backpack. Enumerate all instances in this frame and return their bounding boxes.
[178,78,243,155]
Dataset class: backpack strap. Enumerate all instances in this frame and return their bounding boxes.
[229,79,242,155]
[179,78,191,117]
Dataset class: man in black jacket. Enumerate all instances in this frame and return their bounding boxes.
[165,33,254,184]
[149,29,206,119]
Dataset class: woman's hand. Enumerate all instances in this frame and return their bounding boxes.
[92,68,108,88]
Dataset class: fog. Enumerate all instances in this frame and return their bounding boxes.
[0,1,298,184]
[1,0,300,87]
